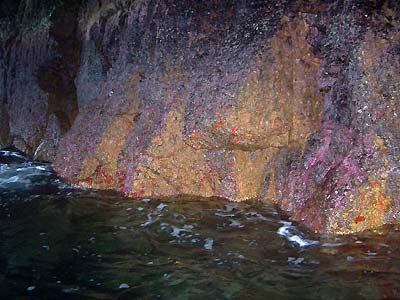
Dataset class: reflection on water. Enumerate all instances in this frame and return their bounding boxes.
[1,148,400,299]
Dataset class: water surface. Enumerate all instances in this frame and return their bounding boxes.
[1,148,400,299]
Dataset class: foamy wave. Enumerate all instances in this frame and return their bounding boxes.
[277,221,319,247]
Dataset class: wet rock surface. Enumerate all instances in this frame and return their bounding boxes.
[1,0,400,234]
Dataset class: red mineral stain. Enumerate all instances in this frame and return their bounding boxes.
[84,176,92,185]
[191,132,200,139]
[212,119,226,129]
[131,190,144,198]
[355,215,365,224]
[230,125,238,134]
[232,137,240,144]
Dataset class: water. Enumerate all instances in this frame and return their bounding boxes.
[1,148,400,299]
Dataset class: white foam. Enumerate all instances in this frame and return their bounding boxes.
[224,203,238,212]
[34,166,47,171]
[204,238,214,250]
[139,204,168,227]
[16,165,49,172]
[119,283,129,289]
[0,151,26,160]
[140,213,158,227]
[277,221,319,247]
[229,220,244,228]
[245,212,270,221]
[1,175,20,183]
[321,242,343,247]
[288,257,304,265]
[156,203,167,214]
[171,225,193,237]
[215,212,235,217]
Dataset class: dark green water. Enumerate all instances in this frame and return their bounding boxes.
[1,149,400,300]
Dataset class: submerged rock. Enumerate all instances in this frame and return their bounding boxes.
[1,0,400,234]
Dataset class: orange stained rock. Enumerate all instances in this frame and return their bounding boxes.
[190,132,200,140]
[324,29,400,234]
[233,148,275,200]
[127,107,276,201]
[78,110,136,189]
[183,14,322,151]
[232,137,240,145]
[230,125,239,134]
[328,173,394,234]
[77,71,141,189]
[130,108,219,198]
[225,14,322,150]
[79,14,324,202]
[74,15,325,208]
[211,118,226,129]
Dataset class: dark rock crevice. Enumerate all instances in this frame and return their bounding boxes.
[0,0,82,160]
[38,0,81,128]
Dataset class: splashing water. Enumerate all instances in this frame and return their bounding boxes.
[277,221,319,247]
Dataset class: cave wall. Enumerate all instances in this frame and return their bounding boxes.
[0,0,80,160]
[1,0,400,234]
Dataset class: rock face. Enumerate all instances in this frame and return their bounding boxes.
[0,0,80,158]
[1,0,400,234]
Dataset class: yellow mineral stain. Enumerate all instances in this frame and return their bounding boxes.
[325,29,400,234]
[207,14,324,150]
[348,174,393,233]
[130,108,217,198]
[78,71,141,188]
[233,149,272,201]
[77,15,325,203]
[326,168,393,235]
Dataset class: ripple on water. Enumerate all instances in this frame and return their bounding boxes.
[0,150,69,196]
[1,149,400,300]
